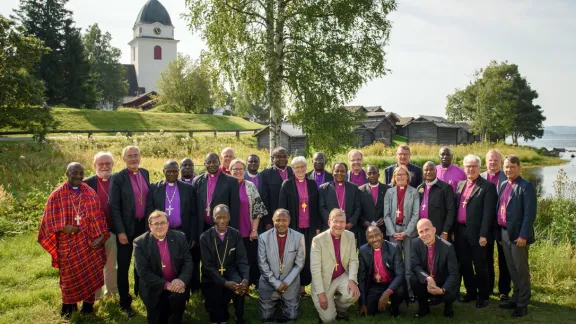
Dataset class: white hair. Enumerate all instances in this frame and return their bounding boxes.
[291,156,307,166]
[463,154,482,167]
[122,146,140,157]
[221,147,235,156]
[347,149,363,160]
[93,151,114,164]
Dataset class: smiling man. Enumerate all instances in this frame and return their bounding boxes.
[39,162,109,318]
[307,152,334,188]
[220,147,236,175]
[261,147,294,230]
[436,147,466,194]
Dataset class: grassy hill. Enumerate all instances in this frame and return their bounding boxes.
[26,108,263,132]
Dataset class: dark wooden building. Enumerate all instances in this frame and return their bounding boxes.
[404,116,461,145]
[395,116,414,136]
[354,112,396,146]
[455,121,481,144]
[254,123,307,156]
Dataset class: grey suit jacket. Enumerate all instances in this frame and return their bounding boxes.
[383,185,420,238]
[310,229,358,295]
[258,228,305,293]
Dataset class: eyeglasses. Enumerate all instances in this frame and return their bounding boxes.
[464,165,479,169]
[293,165,307,170]
[396,173,408,178]
[97,162,112,167]
[150,221,168,227]
[231,168,244,172]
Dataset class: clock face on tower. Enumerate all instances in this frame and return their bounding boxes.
[153,27,161,35]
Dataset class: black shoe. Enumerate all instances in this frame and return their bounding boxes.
[336,312,349,321]
[60,303,77,319]
[499,301,518,309]
[476,299,489,308]
[80,302,94,315]
[458,294,477,303]
[429,295,443,306]
[409,296,417,303]
[389,305,400,318]
[499,294,510,302]
[511,307,528,317]
[444,303,454,318]
[414,307,430,319]
[121,306,136,318]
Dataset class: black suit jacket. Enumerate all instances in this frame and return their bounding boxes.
[192,172,239,230]
[200,227,249,285]
[358,183,388,228]
[278,178,320,232]
[495,176,537,244]
[133,230,193,309]
[83,174,114,232]
[416,179,455,235]
[384,163,423,188]
[318,181,361,230]
[260,166,294,228]
[146,180,197,242]
[358,240,405,306]
[411,236,459,295]
[306,170,334,187]
[454,176,497,244]
[109,168,150,238]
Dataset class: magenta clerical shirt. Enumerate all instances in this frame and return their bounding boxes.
[246,173,260,191]
[487,171,502,188]
[437,164,466,193]
[165,182,182,228]
[369,184,379,205]
[498,179,516,227]
[331,233,345,280]
[349,170,367,187]
[296,179,310,228]
[314,170,326,188]
[277,167,288,182]
[156,237,177,289]
[373,248,392,283]
[396,187,407,224]
[205,171,221,224]
[457,179,476,224]
[129,170,148,219]
[334,182,346,211]
[419,184,432,219]
[96,177,112,229]
[427,242,435,278]
[238,181,251,237]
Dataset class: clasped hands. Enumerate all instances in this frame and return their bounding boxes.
[225,279,249,295]
[166,279,186,293]
[62,225,105,249]
[392,232,407,241]
[426,276,444,295]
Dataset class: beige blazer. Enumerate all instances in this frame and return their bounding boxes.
[310,229,358,294]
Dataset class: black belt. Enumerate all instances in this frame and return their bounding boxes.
[395,223,404,226]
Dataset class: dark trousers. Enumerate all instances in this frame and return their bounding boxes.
[296,227,313,286]
[190,246,201,292]
[366,281,404,315]
[146,290,188,324]
[243,237,261,286]
[486,240,511,296]
[202,282,245,323]
[455,224,490,300]
[117,219,146,308]
[411,278,456,310]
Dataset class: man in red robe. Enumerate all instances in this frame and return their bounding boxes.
[38,162,109,318]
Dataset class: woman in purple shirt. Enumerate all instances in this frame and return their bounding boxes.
[230,158,268,288]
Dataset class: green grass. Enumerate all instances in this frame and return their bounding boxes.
[0,234,573,324]
[2,107,263,132]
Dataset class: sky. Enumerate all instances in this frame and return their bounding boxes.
[1,0,575,126]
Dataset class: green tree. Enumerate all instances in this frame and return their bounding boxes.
[445,61,545,144]
[83,24,128,109]
[184,0,397,155]
[156,53,223,113]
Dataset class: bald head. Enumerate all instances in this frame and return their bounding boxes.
[439,146,454,168]
[416,219,436,246]
[66,162,84,187]
[366,226,384,249]
[221,147,235,168]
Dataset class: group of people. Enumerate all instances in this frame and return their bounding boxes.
[38,144,537,323]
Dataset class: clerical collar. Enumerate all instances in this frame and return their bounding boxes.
[298,178,305,183]
[209,170,221,178]
[399,186,406,190]
[98,177,109,182]
[72,187,78,190]
[442,165,451,171]
[369,183,379,188]
[426,240,435,247]
[336,182,344,186]
[278,233,287,237]
[467,177,478,184]
[167,182,175,186]
[247,172,258,178]
[352,170,363,175]
[330,232,341,239]
[316,170,324,175]
[183,178,192,182]
[489,170,500,176]
[215,228,227,236]
[155,236,166,242]
[426,178,438,186]
[276,166,286,172]
[374,248,381,251]
[129,169,139,175]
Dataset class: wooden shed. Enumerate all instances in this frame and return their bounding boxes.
[354,112,396,146]
[395,116,414,136]
[254,123,307,156]
[455,121,481,144]
[405,116,461,145]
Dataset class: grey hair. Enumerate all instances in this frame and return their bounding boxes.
[221,147,235,156]
[347,149,363,160]
[291,156,307,167]
[122,146,140,157]
[463,154,482,167]
[93,151,114,164]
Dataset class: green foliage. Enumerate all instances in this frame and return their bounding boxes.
[184,0,397,154]
[156,53,224,113]
[445,61,546,144]
[0,107,60,140]
[83,24,128,109]
[536,169,576,244]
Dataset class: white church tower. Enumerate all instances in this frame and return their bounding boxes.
[128,0,178,93]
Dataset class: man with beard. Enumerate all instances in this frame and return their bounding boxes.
[384,145,422,188]
[417,162,455,241]
[358,166,388,246]
[110,145,150,317]
[179,158,194,185]
[306,152,334,188]
[261,147,294,230]
[244,154,262,191]
[346,149,367,186]
[39,162,108,318]
[436,147,466,194]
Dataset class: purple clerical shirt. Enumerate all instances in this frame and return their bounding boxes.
[277,167,288,182]
[487,171,501,187]
[238,181,251,237]
[129,171,148,219]
[156,237,177,289]
[205,171,220,224]
[314,170,326,188]
[498,180,516,227]
[296,179,310,228]
[245,173,259,191]
[349,170,367,187]
[331,233,345,280]
[165,182,182,228]
[373,248,392,283]
[370,184,379,205]
[334,182,346,212]
[419,184,431,219]
[427,242,435,278]
[457,180,476,224]
[96,177,112,229]
[437,164,466,193]
[180,177,194,185]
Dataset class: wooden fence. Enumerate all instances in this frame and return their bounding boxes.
[0,129,263,139]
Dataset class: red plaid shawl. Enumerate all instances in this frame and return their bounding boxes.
[38,182,109,303]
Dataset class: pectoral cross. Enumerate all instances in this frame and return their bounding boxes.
[162,262,166,269]
[421,203,426,211]
[139,195,143,206]
[166,205,174,216]
[462,200,468,207]
[501,205,506,214]
[205,206,210,214]
[396,209,401,217]
[74,215,81,225]
[218,266,226,275]
[375,273,381,282]
[334,262,339,271]
[301,202,307,212]
[279,263,283,274]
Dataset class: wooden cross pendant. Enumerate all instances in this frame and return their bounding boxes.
[218,266,226,275]
[74,215,81,225]
[301,202,307,212]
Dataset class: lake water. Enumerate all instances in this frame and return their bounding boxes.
[506,134,576,196]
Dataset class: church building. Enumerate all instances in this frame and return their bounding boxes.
[123,0,178,102]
